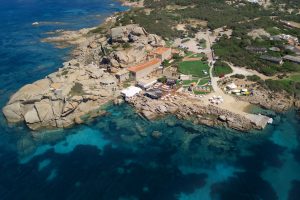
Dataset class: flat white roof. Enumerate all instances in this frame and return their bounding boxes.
[121,86,142,98]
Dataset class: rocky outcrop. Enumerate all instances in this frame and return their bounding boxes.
[111,24,148,43]
[3,24,167,131]
[2,102,23,123]
[42,28,93,45]
[110,46,147,67]
[110,24,165,46]
[237,88,295,112]
[127,95,256,132]
[44,24,165,68]
[218,77,298,112]
[3,61,118,130]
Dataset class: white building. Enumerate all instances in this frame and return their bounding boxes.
[121,86,142,98]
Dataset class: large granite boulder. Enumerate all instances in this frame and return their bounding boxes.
[24,108,40,124]
[127,46,147,63]
[113,51,129,64]
[147,34,165,46]
[111,26,130,43]
[52,100,64,118]
[34,100,55,123]
[131,26,148,36]
[111,24,148,43]
[110,46,147,66]
[2,102,23,123]
[8,79,51,104]
[62,101,79,117]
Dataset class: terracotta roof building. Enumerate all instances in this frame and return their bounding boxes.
[128,58,161,80]
[151,47,172,61]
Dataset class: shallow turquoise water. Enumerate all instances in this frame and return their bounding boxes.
[0,1,300,199]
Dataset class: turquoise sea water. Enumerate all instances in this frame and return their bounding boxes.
[0,1,300,199]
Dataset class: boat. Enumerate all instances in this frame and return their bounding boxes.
[32,22,39,25]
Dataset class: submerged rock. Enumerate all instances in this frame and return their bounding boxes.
[17,136,37,157]
[151,131,162,139]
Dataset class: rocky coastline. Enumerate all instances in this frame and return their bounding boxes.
[2,3,297,132]
[218,77,300,113]
[2,24,165,130]
[126,94,261,132]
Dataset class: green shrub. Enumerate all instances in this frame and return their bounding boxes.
[69,82,85,96]
[213,61,233,77]
[61,70,69,76]
[231,74,245,79]
[122,43,131,49]
[158,76,167,83]
[173,53,183,61]
[247,75,261,82]
[265,79,294,94]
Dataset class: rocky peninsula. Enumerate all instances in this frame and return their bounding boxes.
[2,24,165,130]
[3,6,297,132]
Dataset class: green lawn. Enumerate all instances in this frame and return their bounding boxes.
[179,61,209,78]
[198,78,210,86]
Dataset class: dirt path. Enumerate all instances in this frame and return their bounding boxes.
[205,37,255,117]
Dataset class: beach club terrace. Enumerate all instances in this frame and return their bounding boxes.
[128,58,162,80]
